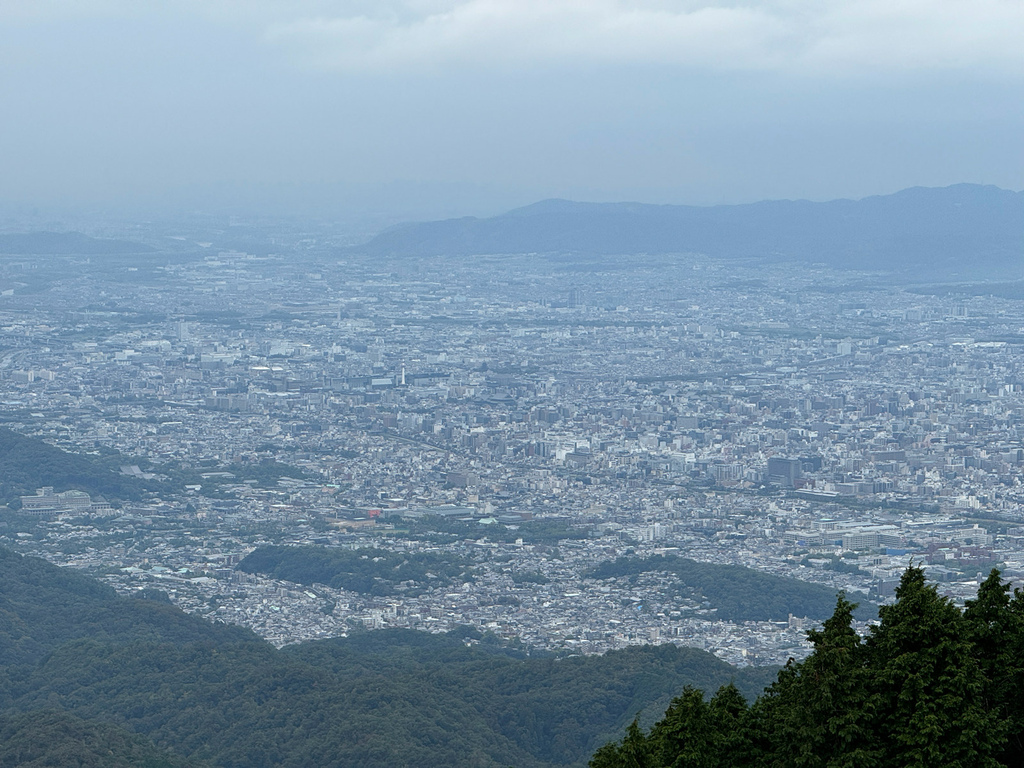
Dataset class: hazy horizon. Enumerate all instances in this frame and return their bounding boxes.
[3,2,1024,223]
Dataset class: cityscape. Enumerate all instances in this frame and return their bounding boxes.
[4,2,1023,764]
[3,229,1023,668]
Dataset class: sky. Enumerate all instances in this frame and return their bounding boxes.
[2,1,1024,222]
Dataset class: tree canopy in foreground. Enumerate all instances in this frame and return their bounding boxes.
[591,565,1024,768]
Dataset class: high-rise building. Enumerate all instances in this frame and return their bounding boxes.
[767,457,802,488]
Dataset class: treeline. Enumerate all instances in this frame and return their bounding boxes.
[592,566,1024,767]
[0,546,777,767]
[0,427,153,506]
[237,545,473,595]
[586,554,873,622]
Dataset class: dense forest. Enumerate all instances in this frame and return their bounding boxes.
[591,566,1024,768]
[586,554,874,622]
[0,546,775,767]
[237,545,473,595]
[0,710,192,768]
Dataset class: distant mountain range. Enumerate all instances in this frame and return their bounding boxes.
[0,231,152,255]
[349,184,1024,276]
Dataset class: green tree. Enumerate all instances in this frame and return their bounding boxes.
[591,683,750,768]
[706,683,749,761]
[650,685,720,768]
[866,566,1003,767]
[964,569,1024,766]
[748,594,879,768]
[591,567,1022,768]
[590,719,655,768]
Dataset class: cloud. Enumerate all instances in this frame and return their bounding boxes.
[259,0,1024,77]
[7,1,1022,78]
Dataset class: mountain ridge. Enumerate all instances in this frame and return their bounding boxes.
[349,184,1024,276]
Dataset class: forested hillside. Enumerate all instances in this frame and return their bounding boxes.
[237,545,473,595]
[0,547,775,767]
[0,427,151,506]
[6,541,1021,767]
[0,710,194,768]
[591,566,1024,767]
[586,554,875,622]
[0,547,251,668]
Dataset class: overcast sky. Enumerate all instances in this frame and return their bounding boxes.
[2,1,1023,221]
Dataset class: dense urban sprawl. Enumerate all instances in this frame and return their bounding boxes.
[3,227,1024,666]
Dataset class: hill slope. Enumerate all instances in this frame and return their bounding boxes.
[0,710,195,768]
[586,554,876,622]
[351,184,1024,276]
[0,427,154,507]
[0,547,776,767]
